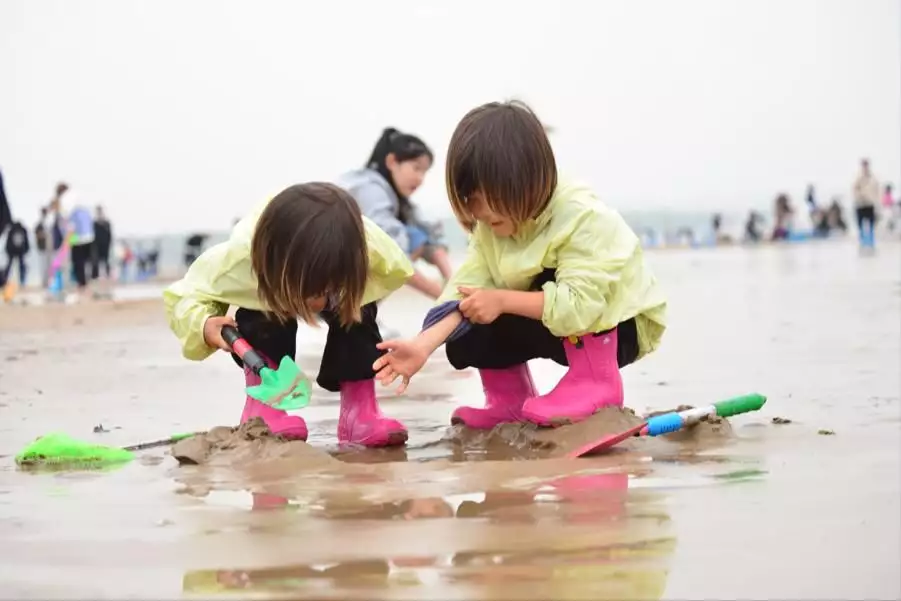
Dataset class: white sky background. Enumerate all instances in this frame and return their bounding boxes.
[1,0,899,236]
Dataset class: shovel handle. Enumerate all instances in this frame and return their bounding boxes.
[221,325,267,375]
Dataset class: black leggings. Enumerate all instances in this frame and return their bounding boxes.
[445,269,640,371]
[230,303,384,393]
[856,206,876,233]
[70,243,92,288]
[91,245,111,279]
[2,254,26,286]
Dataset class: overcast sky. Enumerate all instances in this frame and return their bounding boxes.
[1,0,899,235]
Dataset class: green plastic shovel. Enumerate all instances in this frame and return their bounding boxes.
[15,431,199,467]
[221,325,311,410]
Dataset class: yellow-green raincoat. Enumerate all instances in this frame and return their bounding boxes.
[163,196,413,361]
[438,179,667,359]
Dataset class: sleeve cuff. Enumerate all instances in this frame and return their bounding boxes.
[422,300,472,342]
[539,280,558,330]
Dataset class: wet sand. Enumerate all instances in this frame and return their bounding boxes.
[1,240,899,600]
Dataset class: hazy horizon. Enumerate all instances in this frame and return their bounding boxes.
[2,0,900,237]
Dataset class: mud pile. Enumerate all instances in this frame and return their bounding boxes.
[446,406,650,459]
[171,418,337,469]
[172,406,734,467]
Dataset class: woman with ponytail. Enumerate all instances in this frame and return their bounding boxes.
[339,128,453,299]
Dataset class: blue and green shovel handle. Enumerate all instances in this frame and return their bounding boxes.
[644,393,767,436]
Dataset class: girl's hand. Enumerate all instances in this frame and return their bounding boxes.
[203,315,238,352]
[458,286,506,324]
[373,337,431,394]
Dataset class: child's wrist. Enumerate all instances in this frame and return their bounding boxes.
[496,290,512,314]
[415,330,442,355]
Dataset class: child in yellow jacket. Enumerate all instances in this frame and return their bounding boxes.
[164,183,413,446]
[374,101,667,428]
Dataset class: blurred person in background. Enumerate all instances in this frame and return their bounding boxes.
[183,233,208,269]
[804,184,831,238]
[882,183,898,232]
[826,197,848,233]
[743,210,763,243]
[3,220,30,287]
[339,128,453,300]
[852,158,879,249]
[805,184,817,210]
[116,239,135,283]
[67,198,95,297]
[91,205,113,280]
[0,168,10,236]
[34,207,52,287]
[771,193,794,240]
[46,183,69,295]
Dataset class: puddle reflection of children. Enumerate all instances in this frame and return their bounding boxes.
[454,472,630,525]
[451,473,673,600]
[204,559,393,593]
[251,492,454,521]
[191,493,455,595]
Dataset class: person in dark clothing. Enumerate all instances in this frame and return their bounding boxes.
[4,221,30,286]
[0,168,11,236]
[744,210,763,243]
[184,233,208,268]
[91,205,113,279]
[805,184,817,210]
[34,207,51,287]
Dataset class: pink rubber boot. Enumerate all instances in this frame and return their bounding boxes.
[240,361,308,440]
[451,364,537,429]
[338,379,408,447]
[521,330,623,427]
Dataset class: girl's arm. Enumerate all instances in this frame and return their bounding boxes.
[538,209,639,337]
[496,290,544,320]
[162,243,235,361]
[413,310,463,355]
[373,311,462,392]
[406,270,443,299]
[162,203,266,362]
[374,235,490,386]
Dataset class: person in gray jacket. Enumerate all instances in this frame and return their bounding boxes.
[338,128,453,299]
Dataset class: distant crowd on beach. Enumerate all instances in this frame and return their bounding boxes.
[0,175,163,301]
[707,158,898,248]
[1,153,897,303]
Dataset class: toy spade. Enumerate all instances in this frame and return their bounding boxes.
[568,393,767,458]
[15,431,200,467]
[221,325,311,410]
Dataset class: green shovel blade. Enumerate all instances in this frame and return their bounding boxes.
[246,355,312,410]
[15,432,135,466]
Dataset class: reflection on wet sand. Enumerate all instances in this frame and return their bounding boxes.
[171,411,769,600]
[182,469,677,601]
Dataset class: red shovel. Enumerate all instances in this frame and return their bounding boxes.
[566,423,647,458]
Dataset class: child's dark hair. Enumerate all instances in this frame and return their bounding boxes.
[366,127,433,222]
[251,183,368,327]
[446,100,557,231]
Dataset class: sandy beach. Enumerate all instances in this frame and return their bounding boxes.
[1,240,899,600]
